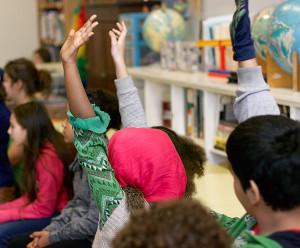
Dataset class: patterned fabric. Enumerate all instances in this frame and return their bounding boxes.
[213,212,284,248]
[69,106,124,230]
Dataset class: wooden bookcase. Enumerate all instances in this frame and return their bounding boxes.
[37,0,78,60]
[85,0,160,93]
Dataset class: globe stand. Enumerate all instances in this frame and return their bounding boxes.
[267,51,300,92]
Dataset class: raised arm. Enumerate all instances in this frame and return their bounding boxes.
[230,0,279,123]
[109,21,129,79]
[109,22,148,128]
[61,16,124,232]
[60,15,98,119]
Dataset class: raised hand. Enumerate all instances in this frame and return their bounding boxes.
[230,0,256,61]
[109,21,127,64]
[109,21,129,79]
[61,15,98,64]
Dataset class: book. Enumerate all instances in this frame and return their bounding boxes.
[185,89,203,138]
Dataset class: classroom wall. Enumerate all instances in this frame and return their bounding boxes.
[0,0,285,68]
[201,0,284,20]
[0,0,38,67]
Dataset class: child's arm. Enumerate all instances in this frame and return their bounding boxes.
[109,21,129,80]
[109,22,148,128]
[230,0,279,123]
[61,15,124,230]
[60,15,98,119]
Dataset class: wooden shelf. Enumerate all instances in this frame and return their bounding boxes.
[39,2,63,9]
[210,148,226,158]
[40,39,64,46]
[129,65,300,165]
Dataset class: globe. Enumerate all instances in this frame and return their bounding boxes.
[142,8,186,52]
[252,6,275,65]
[267,0,300,74]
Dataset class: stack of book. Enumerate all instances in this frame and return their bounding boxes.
[39,10,64,45]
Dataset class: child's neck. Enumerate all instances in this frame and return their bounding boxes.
[256,205,300,235]
[13,94,32,106]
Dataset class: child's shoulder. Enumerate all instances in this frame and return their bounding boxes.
[38,142,61,163]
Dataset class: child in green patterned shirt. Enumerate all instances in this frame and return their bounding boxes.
[60,15,187,248]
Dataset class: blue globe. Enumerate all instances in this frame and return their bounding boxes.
[267,0,300,74]
[142,8,186,52]
[252,6,275,64]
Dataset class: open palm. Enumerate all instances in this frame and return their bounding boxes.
[61,15,98,63]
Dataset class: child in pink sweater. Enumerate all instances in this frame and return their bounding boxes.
[0,101,73,248]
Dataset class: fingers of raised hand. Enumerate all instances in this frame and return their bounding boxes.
[112,28,121,37]
[116,22,123,32]
[121,21,127,32]
[82,15,97,31]
[79,15,98,37]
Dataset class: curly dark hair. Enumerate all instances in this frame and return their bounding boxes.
[152,126,206,196]
[86,88,121,130]
[112,198,232,248]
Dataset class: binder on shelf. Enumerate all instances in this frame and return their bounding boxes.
[278,104,290,118]
[185,89,203,138]
[214,121,236,151]
[162,91,171,128]
[214,96,237,151]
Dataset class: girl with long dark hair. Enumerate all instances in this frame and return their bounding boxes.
[0,101,73,248]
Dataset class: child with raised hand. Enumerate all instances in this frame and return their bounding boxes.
[209,1,300,247]
[0,101,73,248]
[229,0,279,122]
[109,21,206,197]
[60,15,187,248]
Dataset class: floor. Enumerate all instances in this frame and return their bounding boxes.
[194,162,245,218]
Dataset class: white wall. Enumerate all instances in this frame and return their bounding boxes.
[0,0,38,67]
[0,0,285,68]
[202,0,284,20]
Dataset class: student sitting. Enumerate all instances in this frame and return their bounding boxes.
[32,47,52,64]
[59,15,187,248]
[211,1,300,247]
[113,198,232,248]
[0,101,73,248]
[7,88,122,248]
[0,78,14,204]
[3,58,52,190]
[109,21,206,197]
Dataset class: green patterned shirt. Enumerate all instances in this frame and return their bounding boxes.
[68,105,124,230]
[212,211,283,248]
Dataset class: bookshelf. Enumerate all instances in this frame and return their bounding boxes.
[84,0,160,93]
[37,0,78,61]
[128,65,300,165]
[119,13,155,67]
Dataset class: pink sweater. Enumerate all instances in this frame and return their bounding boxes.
[0,143,68,223]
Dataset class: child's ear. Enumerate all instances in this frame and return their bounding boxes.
[246,180,261,206]
[15,79,24,90]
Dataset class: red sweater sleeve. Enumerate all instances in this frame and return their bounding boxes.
[0,145,68,223]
